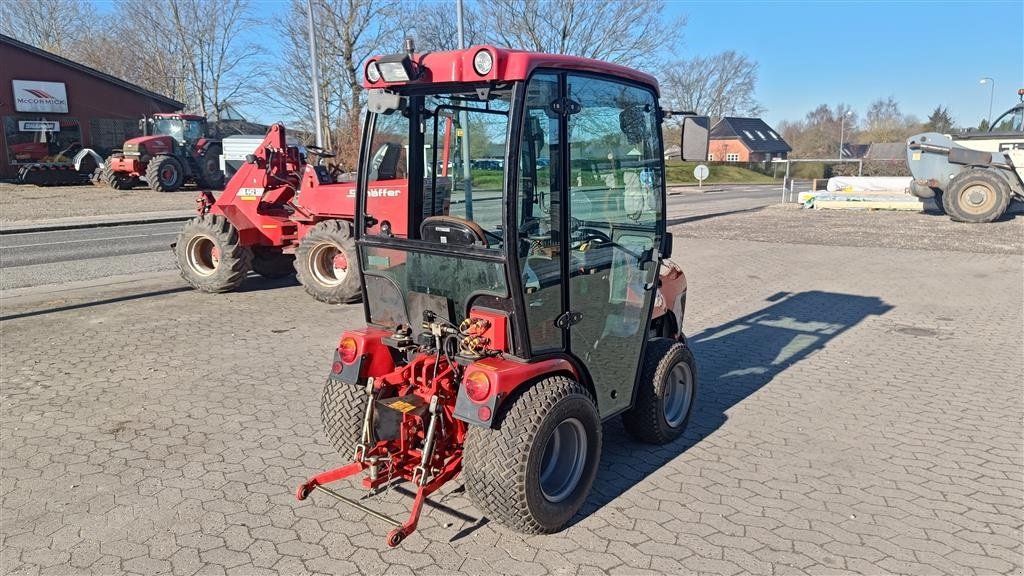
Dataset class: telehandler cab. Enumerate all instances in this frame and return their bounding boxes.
[296,42,710,547]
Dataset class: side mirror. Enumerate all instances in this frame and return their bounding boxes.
[661,232,673,259]
[245,153,258,165]
[680,116,710,161]
[367,89,402,115]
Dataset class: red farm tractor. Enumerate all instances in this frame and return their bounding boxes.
[294,42,711,546]
[102,113,224,192]
[172,121,428,303]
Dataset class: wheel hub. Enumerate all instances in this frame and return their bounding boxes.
[539,418,588,503]
[185,235,219,276]
[663,363,694,428]
[961,183,995,213]
[310,243,347,286]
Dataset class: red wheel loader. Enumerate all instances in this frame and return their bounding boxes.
[173,118,453,303]
[103,113,224,192]
[295,41,711,546]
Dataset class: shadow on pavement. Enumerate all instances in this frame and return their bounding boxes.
[666,206,765,227]
[0,286,193,322]
[577,290,894,523]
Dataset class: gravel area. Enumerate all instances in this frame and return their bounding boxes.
[672,203,1024,255]
[0,182,198,223]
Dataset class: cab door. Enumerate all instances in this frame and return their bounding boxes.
[563,74,665,415]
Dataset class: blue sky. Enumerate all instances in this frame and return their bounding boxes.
[668,0,1024,128]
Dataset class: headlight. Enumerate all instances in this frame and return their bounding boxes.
[365,60,381,83]
[473,49,493,75]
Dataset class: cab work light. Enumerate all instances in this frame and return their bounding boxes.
[376,53,415,82]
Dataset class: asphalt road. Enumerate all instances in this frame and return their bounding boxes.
[0,184,785,291]
[0,221,180,290]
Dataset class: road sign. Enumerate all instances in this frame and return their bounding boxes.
[694,164,709,188]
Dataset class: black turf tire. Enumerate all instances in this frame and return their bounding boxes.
[622,338,698,445]
[944,168,1011,223]
[294,220,362,304]
[463,376,601,534]
[198,144,225,189]
[146,155,184,192]
[321,378,366,459]
[251,250,296,278]
[174,214,252,292]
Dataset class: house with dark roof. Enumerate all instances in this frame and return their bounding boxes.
[708,117,791,162]
[0,34,182,179]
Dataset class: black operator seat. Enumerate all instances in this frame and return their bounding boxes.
[369,142,402,181]
[420,216,489,248]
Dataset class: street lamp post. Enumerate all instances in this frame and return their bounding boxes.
[838,110,852,159]
[979,77,995,127]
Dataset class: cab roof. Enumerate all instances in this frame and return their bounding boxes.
[362,46,660,95]
[153,113,206,121]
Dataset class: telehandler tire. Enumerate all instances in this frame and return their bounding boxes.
[623,338,698,444]
[147,155,184,192]
[463,376,601,534]
[321,378,366,459]
[944,168,1012,223]
[294,220,362,304]
[175,214,252,293]
[252,250,296,279]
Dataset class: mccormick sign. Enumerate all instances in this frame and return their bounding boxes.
[12,80,69,113]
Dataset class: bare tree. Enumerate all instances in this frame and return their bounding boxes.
[858,96,917,144]
[477,0,685,70]
[0,0,91,54]
[780,103,858,159]
[270,0,402,164]
[410,0,483,51]
[660,51,763,124]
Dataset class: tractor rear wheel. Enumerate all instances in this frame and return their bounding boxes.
[147,155,185,192]
[198,144,225,189]
[252,250,296,278]
[622,338,698,444]
[463,376,601,533]
[174,214,252,292]
[321,378,366,459]
[294,220,362,304]
[944,168,1012,223]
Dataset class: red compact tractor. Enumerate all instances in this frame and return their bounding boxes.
[103,113,224,192]
[295,42,711,546]
[173,122,426,303]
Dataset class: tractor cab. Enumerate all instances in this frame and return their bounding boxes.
[142,113,208,148]
[298,43,709,547]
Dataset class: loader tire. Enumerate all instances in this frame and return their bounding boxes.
[294,219,362,304]
[147,155,184,192]
[944,168,1011,223]
[321,378,366,459]
[463,376,601,534]
[622,338,698,445]
[175,214,252,293]
[198,144,225,189]
[252,250,295,279]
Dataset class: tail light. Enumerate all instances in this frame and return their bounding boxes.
[339,337,358,363]
[464,371,492,402]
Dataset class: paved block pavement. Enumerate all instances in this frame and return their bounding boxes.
[1,230,1022,574]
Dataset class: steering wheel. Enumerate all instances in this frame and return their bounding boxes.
[574,226,612,246]
[305,145,336,159]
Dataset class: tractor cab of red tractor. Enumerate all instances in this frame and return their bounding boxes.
[140,114,208,149]
[296,43,709,547]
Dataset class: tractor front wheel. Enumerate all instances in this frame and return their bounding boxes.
[174,214,252,292]
[147,155,185,192]
[622,338,698,444]
[294,220,362,304]
[252,250,296,279]
[944,168,1012,223]
[102,156,136,190]
[463,376,601,534]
